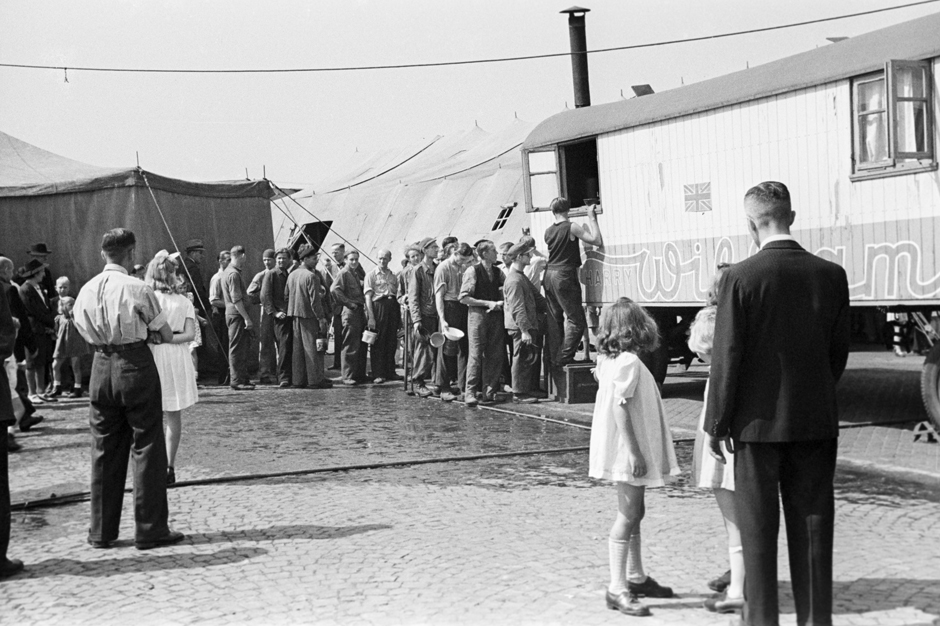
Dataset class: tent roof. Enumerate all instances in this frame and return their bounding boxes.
[524,11,940,150]
[0,130,273,199]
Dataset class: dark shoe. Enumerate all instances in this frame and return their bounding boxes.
[278,381,292,389]
[167,467,176,486]
[708,569,732,593]
[0,558,25,578]
[512,394,538,404]
[465,393,479,407]
[628,575,674,598]
[416,385,432,398]
[136,530,185,551]
[230,383,255,391]
[87,537,112,549]
[440,392,456,402]
[7,433,21,453]
[19,414,44,432]
[478,394,494,406]
[38,393,57,403]
[259,377,277,385]
[704,592,745,614]
[48,385,63,397]
[314,380,334,389]
[605,590,650,617]
[67,387,83,398]
[528,389,548,399]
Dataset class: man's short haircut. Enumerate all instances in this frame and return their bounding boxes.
[331,242,345,250]
[101,228,136,256]
[56,276,70,286]
[230,245,246,257]
[744,181,791,227]
[218,250,230,262]
[455,242,474,258]
[0,257,13,273]
[442,243,458,258]
[441,236,458,250]
[344,249,359,259]
[275,247,292,258]
[550,197,571,215]
[475,240,495,257]
[498,241,513,254]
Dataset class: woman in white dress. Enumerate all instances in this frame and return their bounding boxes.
[690,263,744,614]
[145,251,198,485]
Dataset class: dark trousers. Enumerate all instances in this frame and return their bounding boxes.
[274,314,293,384]
[258,310,277,381]
[211,307,229,383]
[341,307,367,382]
[370,298,400,379]
[466,307,505,396]
[735,439,837,626]
[332,313,343,369]
[1,367,12,563]
[412,317,438,385]
[435,300,468,391]
[88,346,170,543]
[226,314,251,385]
[543,265,587,366]
[509,330,541,395]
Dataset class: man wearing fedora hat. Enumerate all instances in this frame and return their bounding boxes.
[286,245,331,389]
[18,260,57,404]
[25,243,56,302]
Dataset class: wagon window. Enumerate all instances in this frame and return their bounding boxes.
[851,60,936,180]
[527,150,559,211]
[559,138,600,210]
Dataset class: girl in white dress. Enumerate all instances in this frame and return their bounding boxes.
[689,263,744,613]
[589,298,680,618]
[145,251,198,485]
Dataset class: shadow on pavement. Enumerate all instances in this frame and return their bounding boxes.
[776,578,940,618]
[15,546,268,578]
[660,378,706,401]
[186,523,393,545]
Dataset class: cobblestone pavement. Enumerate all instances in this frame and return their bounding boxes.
[4,352,940,625]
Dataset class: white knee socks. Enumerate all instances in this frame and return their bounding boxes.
[626,532,647,584]
[728,545,745,599]
[608,538,629,593]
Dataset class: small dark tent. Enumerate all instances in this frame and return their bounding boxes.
[0,130,276,290]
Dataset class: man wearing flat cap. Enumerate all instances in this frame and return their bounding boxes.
[503,240,548,404]
[248,249,278,385]
[181,238,211,379]
[286,245,332,389]
[408,238,441,397]
[18,260,56,404]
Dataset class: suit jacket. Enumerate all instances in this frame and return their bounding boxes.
[1,282,15,426]
[18,281,55,335]
[1,279,34,359]
[285,266,325,321]
[704,240,850,442]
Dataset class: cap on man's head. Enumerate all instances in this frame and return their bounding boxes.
[21,259,46,278]
[297,244,318,260]
[418,237,437,251]
[185,238,206,252]
[507,241,532,259]
[101,229,136,255]
[263,248,276,260]
[27,242,52,256]
[331,242,345,250]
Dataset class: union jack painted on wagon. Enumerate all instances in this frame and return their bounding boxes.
[683,182,712,213]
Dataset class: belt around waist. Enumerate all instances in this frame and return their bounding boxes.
[94,340,147,355]
[373,294,396,301]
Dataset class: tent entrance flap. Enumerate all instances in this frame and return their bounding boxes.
[289,221,333,253]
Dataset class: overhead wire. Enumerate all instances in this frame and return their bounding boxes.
[1,0,937,74]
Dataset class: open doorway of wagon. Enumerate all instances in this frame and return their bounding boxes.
[288,220,333,255]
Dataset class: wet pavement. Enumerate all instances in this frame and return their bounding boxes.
[4,356,940,625]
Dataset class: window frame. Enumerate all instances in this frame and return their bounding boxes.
[851,59,936,181]
[523,148,561,213]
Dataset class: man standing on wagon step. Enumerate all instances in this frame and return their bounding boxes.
[73,228,185,550]
[543,197,603,367]
[704,182,850,626]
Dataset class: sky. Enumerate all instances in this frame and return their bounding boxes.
[2,0,939,188]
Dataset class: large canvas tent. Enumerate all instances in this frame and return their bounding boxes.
[272,119,534,268]
[0,130,276,292]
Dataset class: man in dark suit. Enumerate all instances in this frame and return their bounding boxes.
[704,181,850,626]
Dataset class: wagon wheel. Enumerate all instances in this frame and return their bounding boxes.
[922,341,940,432]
